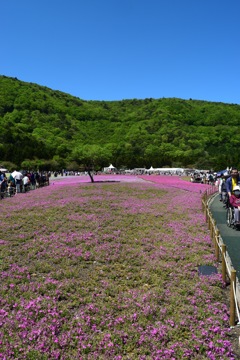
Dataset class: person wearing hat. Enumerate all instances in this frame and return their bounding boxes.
[229,185,240,224]
[226,168,240,198]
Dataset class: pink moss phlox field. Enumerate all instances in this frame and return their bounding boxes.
[0,175,235,359]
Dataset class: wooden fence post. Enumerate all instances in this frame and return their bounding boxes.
[210,218,215,240]
[215,229,220,262]
[207,210,211,230]
[204,201,208,222]
[230,270,237,327]
[222,244,227,284]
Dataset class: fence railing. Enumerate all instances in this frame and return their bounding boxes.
[202,187,240,327]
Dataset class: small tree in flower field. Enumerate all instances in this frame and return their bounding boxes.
[71,144,112,182]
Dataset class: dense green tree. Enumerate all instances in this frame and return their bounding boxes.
[71,145,112,182]
[1,75,240,171]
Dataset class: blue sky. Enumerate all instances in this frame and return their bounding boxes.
[1,0,239,103]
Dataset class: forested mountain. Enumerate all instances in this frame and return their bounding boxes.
[1,75,240,171]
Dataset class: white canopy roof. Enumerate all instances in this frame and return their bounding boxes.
[146,167,184,173]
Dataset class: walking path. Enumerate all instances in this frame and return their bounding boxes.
[210,194,240,279]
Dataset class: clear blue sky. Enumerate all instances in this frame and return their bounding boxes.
[1,0,239,103]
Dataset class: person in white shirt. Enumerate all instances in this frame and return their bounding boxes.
[23,175,30,192]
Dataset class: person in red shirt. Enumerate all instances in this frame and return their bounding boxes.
[229,186,240,224]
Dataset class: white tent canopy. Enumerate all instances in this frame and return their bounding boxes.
[146,167,184,173]
[103,164,117,172]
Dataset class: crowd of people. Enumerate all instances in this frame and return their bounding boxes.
[0,170,50,199]
[217,168,240,226]
[190,171,216,185]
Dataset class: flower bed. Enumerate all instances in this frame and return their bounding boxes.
[0,175,235,359]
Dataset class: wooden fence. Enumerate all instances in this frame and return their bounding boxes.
[202,187,240,327]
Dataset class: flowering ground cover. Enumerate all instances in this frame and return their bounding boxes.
[0,175,236,359]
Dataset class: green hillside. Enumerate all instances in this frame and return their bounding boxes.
[1,75,240,171]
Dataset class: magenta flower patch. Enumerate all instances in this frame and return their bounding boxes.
[0,175,235,359]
